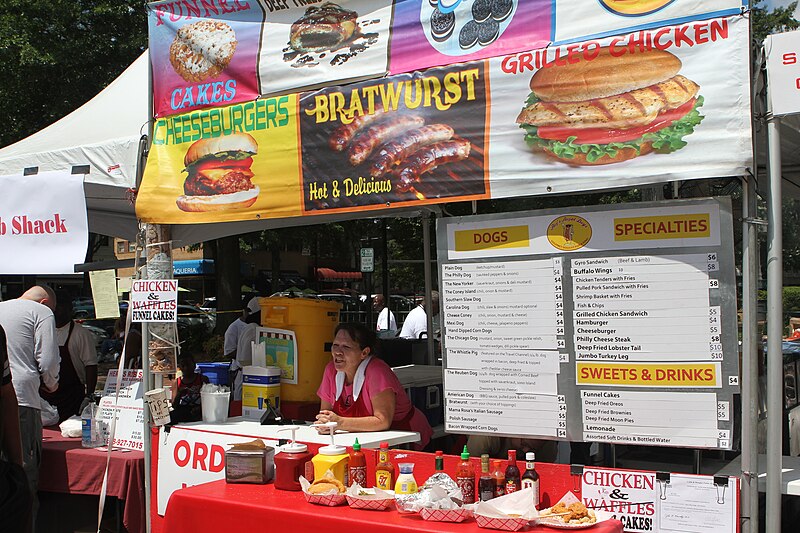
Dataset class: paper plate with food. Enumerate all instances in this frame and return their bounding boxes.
[474,488,538,531]
[345,485,395,510]
[537,492,613,529]
[299,473,347,506]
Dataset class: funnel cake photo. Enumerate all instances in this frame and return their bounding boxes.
[169,20,237,83]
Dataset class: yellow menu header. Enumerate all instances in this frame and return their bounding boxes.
[613,213,710,241]
[454,225,530,252]
[577,362,720,387]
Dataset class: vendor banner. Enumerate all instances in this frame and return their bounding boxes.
[136,95,304,224]
[485,14,751,198]
[148,1,747,118]
[0,172,88,274]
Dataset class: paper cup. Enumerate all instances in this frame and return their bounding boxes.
[144,388,171,426]
[201,390,230,423]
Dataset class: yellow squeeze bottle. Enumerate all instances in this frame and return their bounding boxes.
[311,422,349,486]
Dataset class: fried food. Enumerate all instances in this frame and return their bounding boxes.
[540,502,597,525]
[310,476,346,494]
[229,439,267,451]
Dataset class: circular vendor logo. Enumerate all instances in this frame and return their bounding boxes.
[547,215,592,251]
[598,0,675,17]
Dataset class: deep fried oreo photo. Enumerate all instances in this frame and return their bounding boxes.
[491,0,513,22]
[472,0,492,23]
[459,20,480,49]
[477,19,499,46]
[430,9,456,42]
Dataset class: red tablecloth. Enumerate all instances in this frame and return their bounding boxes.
[163,480,624,533]
[40,427,145,533]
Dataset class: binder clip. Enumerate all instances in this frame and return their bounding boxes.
[713,475,728,504]
[570,464,584,493]
[259,399,284,425]
[656,471,670,500]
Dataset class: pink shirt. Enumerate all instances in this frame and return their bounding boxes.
[317,357,432,448]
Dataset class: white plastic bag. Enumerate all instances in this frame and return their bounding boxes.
[59,415,83,438]
[40,399,59,427]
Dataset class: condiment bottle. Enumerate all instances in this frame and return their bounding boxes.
[478,454,496,501]
[311,422,349,486]
[456,445,476,504]
[274,426,314,491]
[521,452,540,508]
[348,438,367,487]
[492,459,506,497]
[505,450,521,494]
[434,450,445,472]
[395,462,418,494]
[375,441,395,490]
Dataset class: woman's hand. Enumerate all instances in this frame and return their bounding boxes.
[315,410,343,432]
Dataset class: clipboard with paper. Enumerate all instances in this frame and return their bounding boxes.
[657,472,738,533]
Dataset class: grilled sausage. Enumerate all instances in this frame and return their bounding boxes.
[328,107,388,152]
[348,115,425,166]
[368,124,455,177]
[396,139,471,192]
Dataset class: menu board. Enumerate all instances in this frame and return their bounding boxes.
[438,198,738,450]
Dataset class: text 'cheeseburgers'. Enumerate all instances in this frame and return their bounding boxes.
[176,133,260,212]
[516,48,704,165]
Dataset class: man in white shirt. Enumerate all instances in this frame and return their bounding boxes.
[374,294,397,332]
[224,297,261,359]
[41,293,97,421]
[230,298,262,401]
[399,291,440,339]
[0,285,59,529]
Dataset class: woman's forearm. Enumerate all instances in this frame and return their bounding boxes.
[338,415,391,433]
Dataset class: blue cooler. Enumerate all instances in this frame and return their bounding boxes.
[392,364,444,428]
[196,362,231,385]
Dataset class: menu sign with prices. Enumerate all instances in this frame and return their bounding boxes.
[97,369,145,451]
[438,198,738,450]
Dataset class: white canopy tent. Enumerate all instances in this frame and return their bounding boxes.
[0,51,432,247]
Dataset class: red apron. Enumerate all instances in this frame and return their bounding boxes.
[333,376,415,432]
[41,322,86,423]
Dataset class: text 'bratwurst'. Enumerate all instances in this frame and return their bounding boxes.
[516,48,704,165]
[176,133,260,212]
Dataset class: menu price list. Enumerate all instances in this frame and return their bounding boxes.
[445,389,566,437]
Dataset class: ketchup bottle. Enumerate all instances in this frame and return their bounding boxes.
[456,445,476,504]
[348,438,367,487]
[274,426,314,491]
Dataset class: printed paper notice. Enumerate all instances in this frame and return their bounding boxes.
[130,279,178,322]
[659,474,736,533]
[89,269,120,319]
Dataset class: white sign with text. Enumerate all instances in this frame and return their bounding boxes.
[130,279,178,322]
[766,30,800,117]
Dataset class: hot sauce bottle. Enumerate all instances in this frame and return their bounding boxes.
[348,438,367,487]
[504,450,521,493]
[478,454,496,501]
[434,450,445,472]
[491,459,506,497]
[456,445,476,504]
[375,441,395,490]
[520,452,540,508]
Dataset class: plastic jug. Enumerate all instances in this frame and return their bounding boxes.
[81,402,101,448]
[311,422,349,486]
[274,426,314,491]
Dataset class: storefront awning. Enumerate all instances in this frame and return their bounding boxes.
[174,259,214,276]
[316,267,362,281]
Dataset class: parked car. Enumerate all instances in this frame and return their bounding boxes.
[199,297,216,312]
[177,304,215,333]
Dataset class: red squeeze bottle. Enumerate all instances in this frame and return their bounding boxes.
[456,445,476,504]
[348,438,367,487]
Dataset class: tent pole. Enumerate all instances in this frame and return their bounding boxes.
[765,107,782,533]
[143,48,155,533]
[423,211,435,364]
[740,173,759,533]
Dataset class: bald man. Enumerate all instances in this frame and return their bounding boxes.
[0,285,59,529]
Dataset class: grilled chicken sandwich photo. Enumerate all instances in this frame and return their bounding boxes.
[176,133,260,212]
[516,47,704,165]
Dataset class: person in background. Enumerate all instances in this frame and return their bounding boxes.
[315,323,432,449]
[0,285,59,531]
[466,434,559,464]
[373,294,397,332]
[399,291,440,339]
[232,304,263,401]
[41,293,98,422]
[224,297,261,359]
[170,353,209,424]
[0,324,32,532]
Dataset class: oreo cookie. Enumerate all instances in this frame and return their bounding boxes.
[428,0,438,7]
[459,20,480,49]
[477,19,500,47]
[491,0,513,22]
[472,0,492,23]
[430,9,455,42]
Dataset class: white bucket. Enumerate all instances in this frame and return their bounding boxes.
[200,391,230,423]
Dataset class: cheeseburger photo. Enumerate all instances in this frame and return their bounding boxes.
[516,48,704,166]
[176,133,260,212]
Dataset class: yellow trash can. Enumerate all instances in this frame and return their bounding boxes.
[258,297,341,402]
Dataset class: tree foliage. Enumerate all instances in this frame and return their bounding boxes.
[0,0,147,147]
[752,0,799,43]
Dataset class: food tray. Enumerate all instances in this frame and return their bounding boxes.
[475,513,529,531]
[346,494,394,510]
[303,491,347,506]
[537,520,598,530]
[420,507,472,522]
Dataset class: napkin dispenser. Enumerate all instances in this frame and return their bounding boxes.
[225,442,275,484]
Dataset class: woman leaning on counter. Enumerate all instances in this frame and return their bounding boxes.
[316,323,432,449]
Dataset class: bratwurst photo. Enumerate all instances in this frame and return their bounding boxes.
[516,47,704,166]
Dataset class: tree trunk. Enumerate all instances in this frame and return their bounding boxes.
[215,235,241,334]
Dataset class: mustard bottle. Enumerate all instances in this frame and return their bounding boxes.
[311,422,349,486]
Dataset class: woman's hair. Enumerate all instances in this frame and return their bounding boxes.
[334,322,377,353]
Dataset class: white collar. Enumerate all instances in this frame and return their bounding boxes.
[335,356,372,402]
